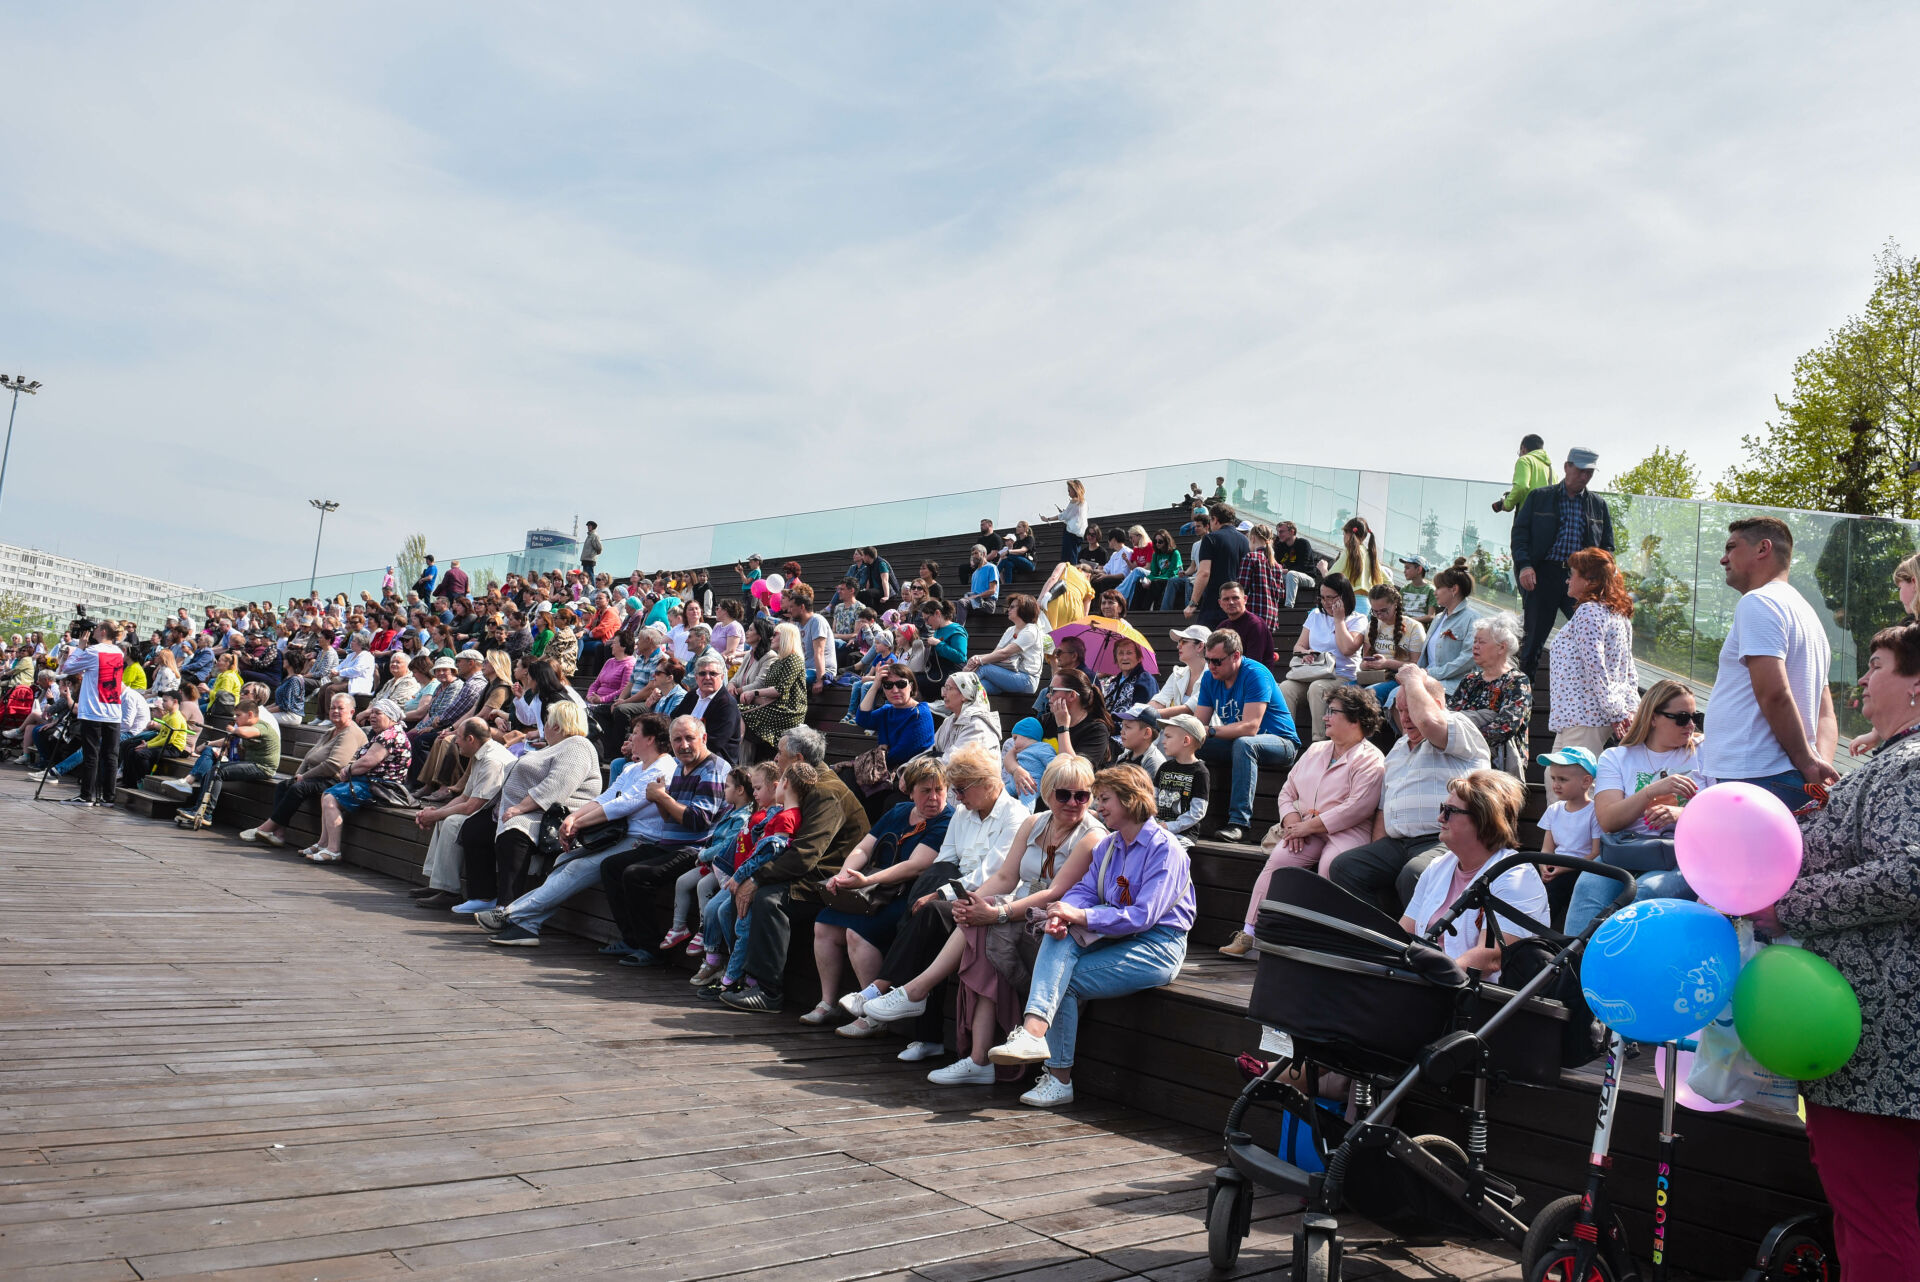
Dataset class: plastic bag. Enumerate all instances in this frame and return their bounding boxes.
[1686,920,1803,1112]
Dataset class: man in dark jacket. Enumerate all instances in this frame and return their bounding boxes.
[727,730,870,1013]
[1510,445,1615,676]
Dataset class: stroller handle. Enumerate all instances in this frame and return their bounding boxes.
[1427,853,1636,947]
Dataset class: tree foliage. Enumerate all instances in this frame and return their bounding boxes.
[0,590,58,635]
[1610,446,1698,500]
[1715,242,1920,518]
[396,533,429,593]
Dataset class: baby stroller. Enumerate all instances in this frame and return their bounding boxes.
[1206,853,1636,1280]
[0,684,35,761]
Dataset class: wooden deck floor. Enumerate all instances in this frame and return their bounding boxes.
[0,771,1526,1282]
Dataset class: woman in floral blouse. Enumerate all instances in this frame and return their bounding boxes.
[307,699,413,863]
[1447,613,1532,779]
[1548,548,1638,755]
[1755,624,1920,1276]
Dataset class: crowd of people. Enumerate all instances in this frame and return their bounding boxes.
[9,465,1920,1271]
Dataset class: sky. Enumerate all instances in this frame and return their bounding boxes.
[3,2,1918,589]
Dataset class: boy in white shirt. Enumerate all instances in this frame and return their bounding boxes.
[1534,746,1600,878]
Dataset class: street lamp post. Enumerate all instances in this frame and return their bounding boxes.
[307,499,340,597]
[0,374,44,526]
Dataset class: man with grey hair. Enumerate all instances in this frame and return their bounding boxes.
[679,652,742,764]
[1511,445,1615,677]
[1326,668,1492,917]
[774,724,827,769]
[410,718,515,910]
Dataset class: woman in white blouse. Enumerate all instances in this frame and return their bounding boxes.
[1280,574,1365,746]
[965,595,1046,696]
[1044,479,1089,567]
[1548,548,1639,754]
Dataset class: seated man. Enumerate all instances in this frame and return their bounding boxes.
[410,718,515,909]
[954,547,1000,627]
[30,683,148,788]
[240,693,366,846]
[1326,670,1492,916]
[167,696,284,829]
[308,633,376,720]
[1216,581,1273,665]
[118,690,196,787]
[516,715,731,953]
[723,726,871,1013]
[1192,628,1299,843]
[404,650,486,782]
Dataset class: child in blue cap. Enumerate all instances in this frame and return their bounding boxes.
[1534,745,1600,874]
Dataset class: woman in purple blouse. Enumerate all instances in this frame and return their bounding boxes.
[987,764,1196,1107]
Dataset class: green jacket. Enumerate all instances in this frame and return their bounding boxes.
[1505,448,1553,511]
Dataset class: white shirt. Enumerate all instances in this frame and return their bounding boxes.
[58,643,124,724]
[1151,664,1197,712]
[941,789,1029,891]
[119,687,151,736]
[1539,799,1599,859]
[1101,549,1131,575]
[337,649,377,695]
[995,623,1045,680]
[1302,610,1359,680]
[1699,579,1830,781]
[1403,851,1548,981]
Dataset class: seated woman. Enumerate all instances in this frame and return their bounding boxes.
[1006,668,1113,791]
[1096,638,1158,714]
[739,622,808,762]
[805,758,956,1024]
[450,702,602,913]
[933,673,1002,761]
[1093,589,1128,620]
[1144,530,1184,609]
[1354,584,1427,690]
[992,521,1037,576]
[1561,679,1705,937]
[305,699,413,864]
[1279,573,1364,747]
[1400,769,1547,981]
[1447,614,1533,778]
[710,599,747,672]
[844,661,937,819]
[730,618,779,702]
[985,765,1196,1107]
[926,756,1107,1085]
[964,595,1045,698]
[1219,684,1387,957]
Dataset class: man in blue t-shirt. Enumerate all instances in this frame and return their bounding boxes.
[1192,628,1299,842]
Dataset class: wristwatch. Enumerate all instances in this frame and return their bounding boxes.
[996,904,1009,925]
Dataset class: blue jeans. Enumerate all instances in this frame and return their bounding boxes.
[999,555,1035,576]
[505,838,639,933]
[977,664,1037,697]
[189,746,220,784]
[1115,568,1151,606]
[1199,733,1300,827]
[1025,925,1188,1069]
[1161,577,1193,612]
[1719,769,1811,812]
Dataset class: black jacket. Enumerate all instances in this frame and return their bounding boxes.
[1510,482,1615,569]
[667,686,742,765]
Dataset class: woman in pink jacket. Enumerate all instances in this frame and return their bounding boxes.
[1220,685,1387,957]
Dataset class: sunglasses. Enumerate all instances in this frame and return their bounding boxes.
[1053,788,1092,805]
[1205,653,1232,667]
[1654,708,1704,729]
[881,679,911,692]
[1437,803,1469,822]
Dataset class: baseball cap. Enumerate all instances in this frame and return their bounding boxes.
[1536,746,1598,776]
[1160,713,1208,743]
[1398,552,1433,572]
[1169,624,1212,645]
[1115,704,1160,730]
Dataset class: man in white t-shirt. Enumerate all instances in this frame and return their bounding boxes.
[1699,517,1838,809]
[55,620,128,806]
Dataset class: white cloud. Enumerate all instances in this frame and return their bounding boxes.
[1,2,1916,589]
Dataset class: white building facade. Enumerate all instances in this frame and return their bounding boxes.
[0,543,201,632]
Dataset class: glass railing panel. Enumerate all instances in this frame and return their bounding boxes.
[1463,480,1521,615]
[710,517,789,568]
[1384,472,1424,569]
[782,508,858,562]
[636,525,716,577]
[924,488,1005,541]
[849,498,929,550]
[1610,492,1702,679]
[596,534,642,580]
[996,481,1064,535]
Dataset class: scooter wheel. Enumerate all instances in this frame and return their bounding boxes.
[1524,1242,1618,1282]
[1759,1225,1837,1281]
[1521,1195,1630,1279]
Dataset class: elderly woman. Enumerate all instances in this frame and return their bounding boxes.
[1849,553,1920,755]
[1548,547,1638,754]
[1559,678,1706,937]
[928,756,1108,1085]
[1749,624,1920,1276]
[1096,637,1158,716]
[986,765,1196,1108]
[1220,685,1387,957]
[304,699,413,863]
[367,651,420,719]
[934,672,1003,761]
[965,595,1045,697]
[450,701,602,914]
[1280,573,1365,746]
[805,757,956,1024]
[1399,769,1547,980]
[1447,613,1532,778]
[739,622,808,761]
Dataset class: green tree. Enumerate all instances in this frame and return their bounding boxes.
[396,533,429,595]
[1715,242,1920,518]
[1610,446,1699,499]
[0,590,57,635]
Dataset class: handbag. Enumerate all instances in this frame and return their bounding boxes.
[572,819,629,854]
[820,879,905,916]
[1286,651,1335,682]
[534,803,571,860]
[850,743,892,796]
[368,779,417,809]
[1597,827,1677,873]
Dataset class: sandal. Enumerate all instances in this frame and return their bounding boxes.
[799,1001,839,1026]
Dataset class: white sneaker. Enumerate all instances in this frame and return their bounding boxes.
[988,1026,1051,1066]
[839,984,879,1019]
[862,987,927,1021]
[163,777,193,794]
[1020,1073,1075,1108]
[897,1041,944,1063]
[927,1059,996,1086]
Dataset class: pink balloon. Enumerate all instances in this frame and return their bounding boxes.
[1653,1040,1742,1113]
[1674,782,1803,916]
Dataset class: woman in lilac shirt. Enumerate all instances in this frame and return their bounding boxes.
[987,764,1195,1107]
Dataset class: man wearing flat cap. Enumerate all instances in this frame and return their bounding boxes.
[1510,445,1615,676]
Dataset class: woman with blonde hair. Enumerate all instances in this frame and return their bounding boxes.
[1331,516,1389,599]
[740,621,808,761]
[1045,478,1089,566]
[1548,547,1638,754]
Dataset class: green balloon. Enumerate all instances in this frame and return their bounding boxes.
[1731,945,1863,1081]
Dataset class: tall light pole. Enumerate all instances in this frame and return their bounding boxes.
[0,374,44,526]
[307,499,340,597]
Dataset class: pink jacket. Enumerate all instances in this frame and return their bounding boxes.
[1275,738,1387,865]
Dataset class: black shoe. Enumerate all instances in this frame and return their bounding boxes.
[1214,825,1246,843]
[63,796,95,806]
[487,924,540,947]
[408,886,440,899]
[414,890,462,910]
[720,986,783,1014]
[698,980,739,1002]
[618,949,661,969]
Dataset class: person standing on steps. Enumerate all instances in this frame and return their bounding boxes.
[1510,445,1614,677]
[56,620,126,807]
[580,521,603,581]
[1491,433,1553,515]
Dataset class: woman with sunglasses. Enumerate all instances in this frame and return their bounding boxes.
[1547,548,1638,754]
[1560,679,1707,936]
[847,661,938,818]
[1399,769,1545,980]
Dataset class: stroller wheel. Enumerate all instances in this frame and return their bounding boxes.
[1412,1134,1469,1170]
[1293,1215,1342,1281]
[1206,1171,1248,1270]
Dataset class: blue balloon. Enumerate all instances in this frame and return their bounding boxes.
[1634,871,1697,903]
[1579,898,1739,1044]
